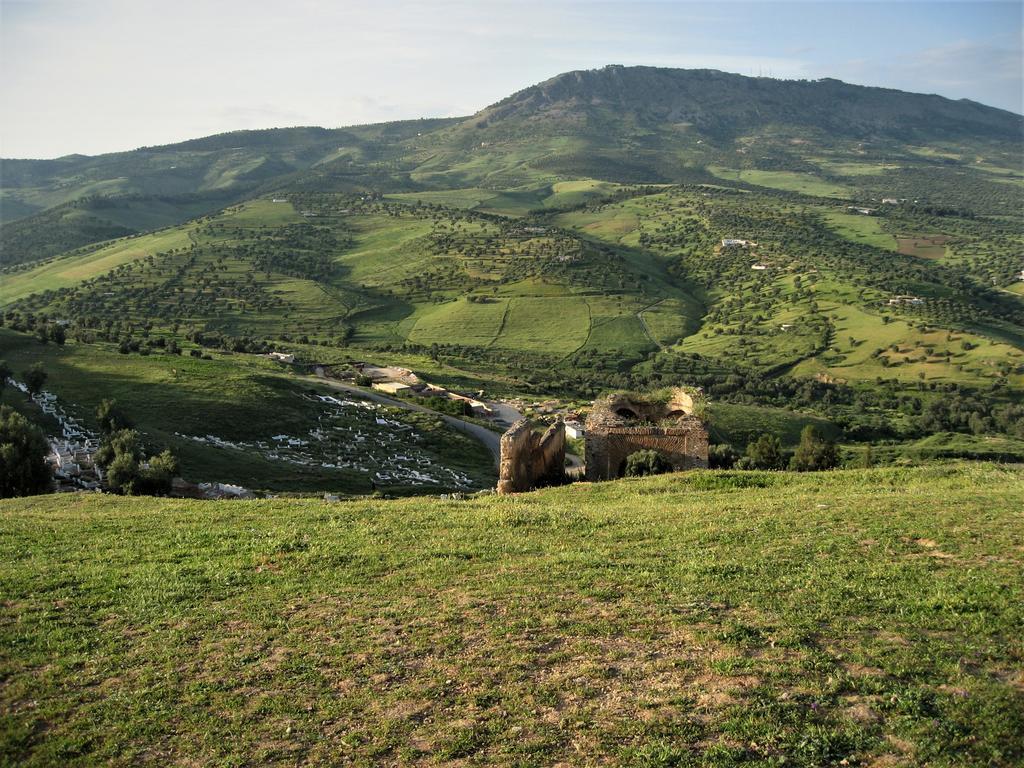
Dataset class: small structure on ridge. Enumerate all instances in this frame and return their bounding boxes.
[584,388,709,481]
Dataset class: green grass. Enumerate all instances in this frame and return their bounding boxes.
[1,463,1022,766]
[808,160,901,177]
[876,432,1024,463]
[707,167,852,198]
[489,297,591,354]
[0,227,195,305]
[407,298,508,347]
[791,303,1023,387]
[708,402,840,447]
[821,210,897,251]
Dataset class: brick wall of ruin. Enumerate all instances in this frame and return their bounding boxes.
[497,419,566,494]
[584,419,708,481]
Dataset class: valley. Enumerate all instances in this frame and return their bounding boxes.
[3,49,1024,768]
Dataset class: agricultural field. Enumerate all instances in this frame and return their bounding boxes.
[2,464,1022,766]
[707,166,852,198]
[821,210,897,251]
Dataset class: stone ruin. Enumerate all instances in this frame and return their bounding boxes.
[496,389,708,493]
[497,418,566,494]
[584,388,709,481]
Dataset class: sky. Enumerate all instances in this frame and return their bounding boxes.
[1,0,1021,159]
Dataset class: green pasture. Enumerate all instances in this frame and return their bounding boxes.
[708,166,852,198]
[0,227,195,305]
[821,210,897,251]
[2,464,1021,766]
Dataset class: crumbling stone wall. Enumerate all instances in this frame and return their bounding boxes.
[497,419,566,494]
[584,389,709,481]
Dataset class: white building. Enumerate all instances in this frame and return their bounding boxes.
[268,352,295,364]
[564,421,585,440]
[372,381,412,395]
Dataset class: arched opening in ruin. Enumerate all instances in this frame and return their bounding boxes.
[615,407,638,419]
[666,410,688,420]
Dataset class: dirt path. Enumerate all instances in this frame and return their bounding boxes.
[636,298,667,350]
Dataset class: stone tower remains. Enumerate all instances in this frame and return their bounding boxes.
[497,418,566,494]
[584,388,709,481]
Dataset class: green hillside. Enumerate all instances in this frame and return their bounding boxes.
[0,121,456,227]
[2,65,1023,466]
[0,329,495,495]
[1,464,1022,766]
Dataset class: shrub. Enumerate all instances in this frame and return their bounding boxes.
[94,428,143,469]
[790,425,839,471]
[709,443,739,469]
[135,450,180,496]
[95,399,133,436]
[744,433,786,470]
[105,452,140,494]
[0,406,51,498]
[623,449,672,477]
[95,427,179,495]
[22,363,47,396]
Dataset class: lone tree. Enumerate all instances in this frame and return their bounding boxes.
[0,360,11,389]
[742,433,785,470]
[95,399,133,436]
[95,427,179,496]
[22,363,47,397]
[0,406,51,498]
[623,449,672,477]
[790,425,839,471]
[94,428,143,469]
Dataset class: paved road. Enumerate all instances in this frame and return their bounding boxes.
[302,374,502,466]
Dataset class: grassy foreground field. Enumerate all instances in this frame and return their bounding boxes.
[2,464,1023,767]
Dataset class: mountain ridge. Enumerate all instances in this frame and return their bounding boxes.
[4,66,1021,164]
[476,65,1023,141]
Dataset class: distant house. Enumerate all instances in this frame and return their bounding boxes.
[847,206,875,215]
[564,421,585,440]
[751,264,769,271]
[887,295,924,307]
[268,352,294,364]
[447,391,494,417]
[1018,269,1024,281]
[881,198,899,205]
[722,238,753,247]
[780,323,794,331]
[372,381,412,395]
